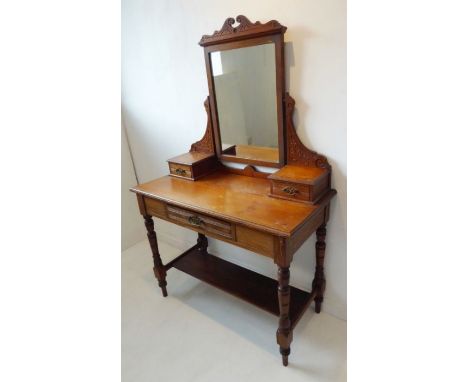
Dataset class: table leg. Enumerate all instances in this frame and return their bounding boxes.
[312,224,327,313]
[277,266,292,366]
[144,215,168,297]
[197,233,208,255]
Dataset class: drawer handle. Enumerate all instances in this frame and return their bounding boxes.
[188,216,203,226]
[282,186,299,195]
[175,168,187,176]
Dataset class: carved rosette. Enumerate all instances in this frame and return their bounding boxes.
[190,97,215,154]
[199,15,286,46]
[285,94,331,169]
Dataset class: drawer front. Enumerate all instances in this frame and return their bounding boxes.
[167,205,235,240]
[169,163,193,178]
[236,225,275,258]
[145,197,167,218]
[271,180,310,202]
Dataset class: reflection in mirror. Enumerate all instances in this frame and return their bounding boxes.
[211,43,279,164]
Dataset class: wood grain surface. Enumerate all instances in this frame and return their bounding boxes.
[131,170,320,236]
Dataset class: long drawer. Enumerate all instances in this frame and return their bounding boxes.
[141,196,276,259]
[166,205,235,240]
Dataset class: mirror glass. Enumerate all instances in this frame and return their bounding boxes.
[210,43,279,164]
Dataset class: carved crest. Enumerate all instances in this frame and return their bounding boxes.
[199,15,286,46]
[285,94,331,169]
[190,97,215,154]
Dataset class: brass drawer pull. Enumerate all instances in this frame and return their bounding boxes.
[282,186,299,195]
[175,168,187,176]
[188,216,203,226]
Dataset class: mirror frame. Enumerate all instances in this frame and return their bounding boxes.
[200,16,287,168]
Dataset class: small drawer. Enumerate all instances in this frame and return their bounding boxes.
[268,165,330,204]
[167,152,219,180]
[271,180,310,202]
[167,205,235,240]
[169,163,192,178]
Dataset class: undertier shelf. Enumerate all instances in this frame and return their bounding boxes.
[171,248,315,327]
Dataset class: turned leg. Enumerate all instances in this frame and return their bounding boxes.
[277,266,293,367]
[144,215,168,297]
[197,233,208,255]
[312,224,327,313]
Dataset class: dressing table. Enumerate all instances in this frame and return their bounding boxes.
[130,15,336,366]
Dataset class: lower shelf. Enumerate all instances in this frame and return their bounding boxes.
[171,248,315,327]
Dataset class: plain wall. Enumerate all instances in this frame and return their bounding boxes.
[122,0,347,320]
[121,120,146,250]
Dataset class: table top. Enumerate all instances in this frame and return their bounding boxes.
[131,170,322,237]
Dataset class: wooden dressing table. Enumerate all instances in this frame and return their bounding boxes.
[131,16,336,366]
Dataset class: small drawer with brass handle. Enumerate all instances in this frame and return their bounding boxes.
[169,163,192,178]
[167,152,219,180]
[268,165,331,204]
[270,180,310,202]
[167,205,235,240]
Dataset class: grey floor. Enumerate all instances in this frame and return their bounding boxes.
[122,239,347,382]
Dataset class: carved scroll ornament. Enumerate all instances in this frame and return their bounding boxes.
[190,97,215,154]
[285,94,331,169]
[199,15,286,46]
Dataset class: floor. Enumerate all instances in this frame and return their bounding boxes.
[122,240,347,382]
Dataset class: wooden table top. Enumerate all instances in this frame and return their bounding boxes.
[131,170,320,237]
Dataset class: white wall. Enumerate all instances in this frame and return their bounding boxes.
[121,120,146,250]
[122,0,346,320]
